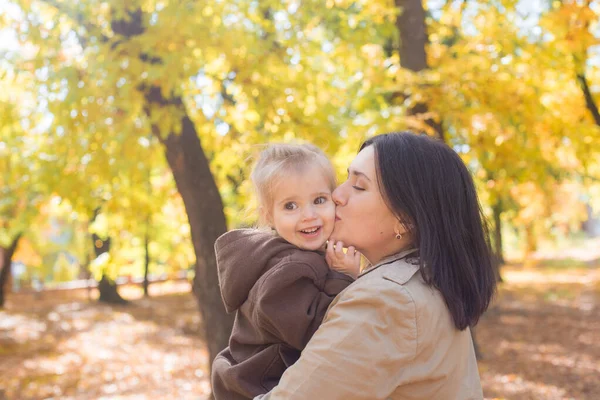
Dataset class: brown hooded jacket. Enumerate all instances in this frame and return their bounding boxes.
[211,229,353,400]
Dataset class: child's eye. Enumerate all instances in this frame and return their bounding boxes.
[314,196,328,205]
[284,202,298,210]
[352,186,365,191]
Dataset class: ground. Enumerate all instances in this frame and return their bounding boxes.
[477,263,600,400]
[0,261,598,399]
[0,282,211,400]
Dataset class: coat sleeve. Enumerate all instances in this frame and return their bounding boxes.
[254,262,353,351]
[254,278,418,400]
[323,270,355,296]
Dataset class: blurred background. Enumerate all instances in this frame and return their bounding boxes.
[0,0,599,399]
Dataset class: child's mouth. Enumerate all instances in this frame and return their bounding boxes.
[299,226,321,237]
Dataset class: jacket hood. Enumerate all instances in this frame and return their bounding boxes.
[215,229,297,313]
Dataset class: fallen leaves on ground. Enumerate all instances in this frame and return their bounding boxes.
[0,265,598,399]
[0,281,210,399]
[478,265,600,400]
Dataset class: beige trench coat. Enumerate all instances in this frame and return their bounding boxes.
[255,250,483,400]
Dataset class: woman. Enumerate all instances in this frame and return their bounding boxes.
[255,132,496,399]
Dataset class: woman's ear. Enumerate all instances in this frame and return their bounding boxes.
[394,218,411,235]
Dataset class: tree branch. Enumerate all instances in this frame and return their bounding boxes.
[582,174,600,183]
[577,72,600,127]
[38,0,109,48]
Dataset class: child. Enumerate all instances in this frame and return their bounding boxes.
[211,143,361,400]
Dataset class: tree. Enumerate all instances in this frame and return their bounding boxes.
[419,0,599,259]
[0,233,22,307]
[5,0,393,383]
[6,0,599,383]
[393,0,445,140]
[0,63,47,306]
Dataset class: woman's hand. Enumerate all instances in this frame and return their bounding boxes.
[326,240,361,279]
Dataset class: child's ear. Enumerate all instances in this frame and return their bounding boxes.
[259,206,273,226]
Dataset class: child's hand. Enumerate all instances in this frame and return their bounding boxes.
[326,240,361,279]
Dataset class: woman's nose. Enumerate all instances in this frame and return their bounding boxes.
[332,184,346,206]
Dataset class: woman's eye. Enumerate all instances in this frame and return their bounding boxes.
[284,202,297,210]
[314,196,328,205]
[352,186,365,191]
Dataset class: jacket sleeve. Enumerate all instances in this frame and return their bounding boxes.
[254,278,418,400]
[323,270,355,296]
[254,262,353,351]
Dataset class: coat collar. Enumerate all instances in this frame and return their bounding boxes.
[358,248,419,280]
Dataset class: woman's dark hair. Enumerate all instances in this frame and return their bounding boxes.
[360,132,496,330]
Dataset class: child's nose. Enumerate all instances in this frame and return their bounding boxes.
[302,206,317,220]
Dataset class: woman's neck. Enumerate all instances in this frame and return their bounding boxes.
[364,245,415,266]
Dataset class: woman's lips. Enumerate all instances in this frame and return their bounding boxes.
[335,214,341,221]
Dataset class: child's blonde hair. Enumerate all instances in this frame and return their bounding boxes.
[251,143,337,225]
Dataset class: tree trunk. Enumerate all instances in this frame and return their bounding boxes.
[0,233,23,308]
[161,110,234,372]
[395,0,428,72]
[395,0,445,141]
[92,232,128,305]
[83,255,93,302]
[492,202,504,264]
[524,224,538,258]
[98,275,128,304]
[492,200,504,282]
[143,217,150,297]
[110,8,234,387]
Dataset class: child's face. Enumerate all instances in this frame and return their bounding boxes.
[269,166,335,251]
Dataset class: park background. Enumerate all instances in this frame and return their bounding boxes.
[1,0,599,399]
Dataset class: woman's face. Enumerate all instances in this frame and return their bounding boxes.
[331,146,408,265]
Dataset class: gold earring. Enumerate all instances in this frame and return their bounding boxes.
[395,232,402,240]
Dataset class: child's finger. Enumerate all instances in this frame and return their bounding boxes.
[347,246,356,256]
[335,241,345,258]
[326,240,335,261]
